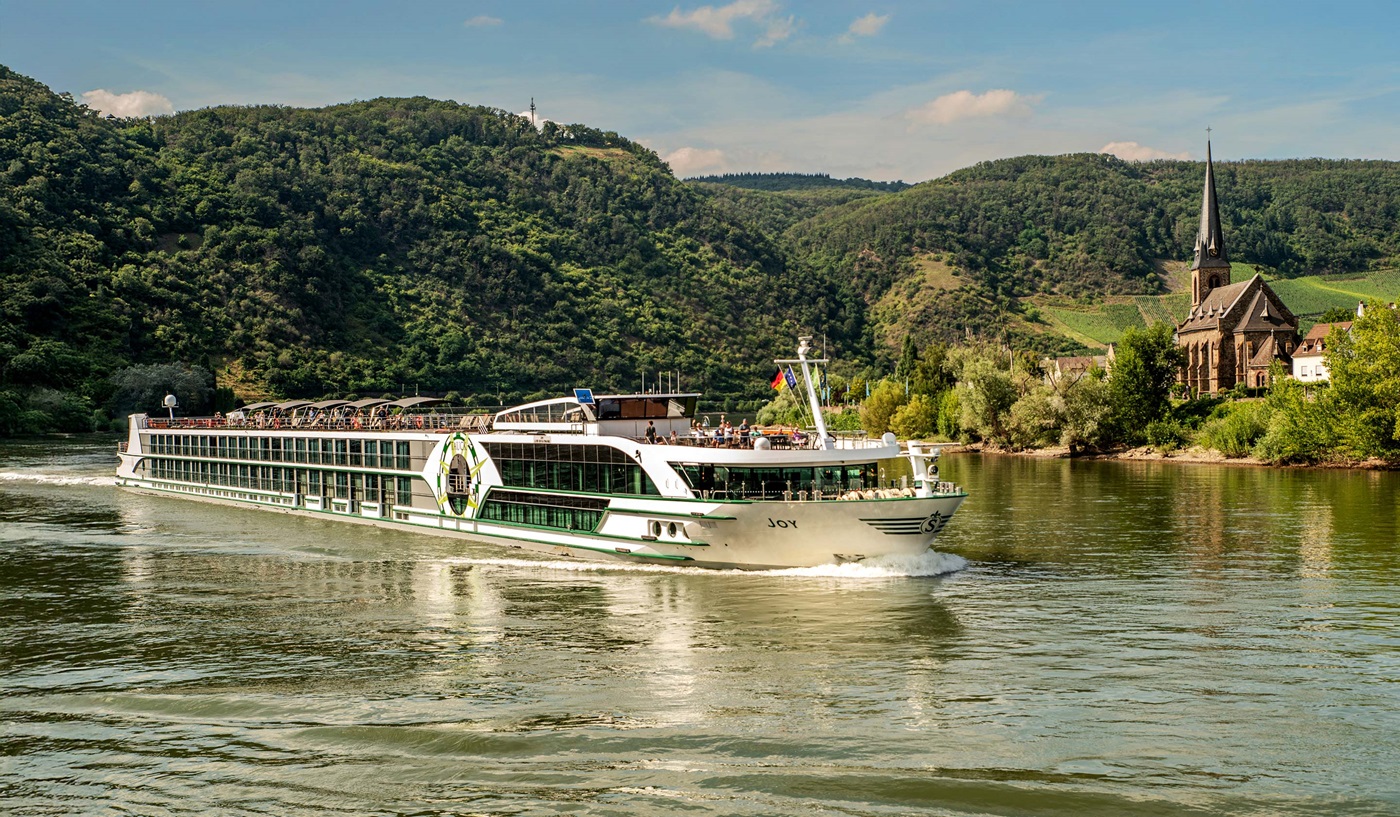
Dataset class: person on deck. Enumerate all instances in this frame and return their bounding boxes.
[645,421,658,443]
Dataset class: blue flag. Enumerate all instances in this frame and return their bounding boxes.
[784,366,798,390]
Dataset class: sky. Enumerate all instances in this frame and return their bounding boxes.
[3,0,1399,182]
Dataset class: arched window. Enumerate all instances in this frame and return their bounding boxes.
[1208,274,1220,290]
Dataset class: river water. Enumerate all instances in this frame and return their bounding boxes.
[2,438,1397,816]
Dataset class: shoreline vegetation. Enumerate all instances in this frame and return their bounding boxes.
[773,302,1400,471]
[943,443,1397,471]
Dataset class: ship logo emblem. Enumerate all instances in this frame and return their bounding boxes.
[921,512,944,534]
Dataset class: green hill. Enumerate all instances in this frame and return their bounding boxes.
[787,153,1400,354]
[0,65,861,430]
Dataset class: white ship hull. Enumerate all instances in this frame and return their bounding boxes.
[117,473,964,569]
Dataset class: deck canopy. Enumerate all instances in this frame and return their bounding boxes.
[308,399,350,410]
[386,397,444,409]
[239,402,278,413]
[274,400,312,412]
[346,398,390,409]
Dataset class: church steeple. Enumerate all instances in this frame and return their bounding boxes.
[1191,140,1230,306]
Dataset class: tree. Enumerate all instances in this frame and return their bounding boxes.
[1007,383,1061,449]
[1059,370,1112,452]
[954,348,1017,445]
[1254,362,1335,463]
[1108,322,1184,444]
[1325,300,1400,460]
[890,392,937,439]
[860,379,907,435]
[896,334,919,381]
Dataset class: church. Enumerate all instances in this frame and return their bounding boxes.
[1176,143,1298,394]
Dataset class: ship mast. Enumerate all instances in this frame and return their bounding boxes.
[776,335,832,449]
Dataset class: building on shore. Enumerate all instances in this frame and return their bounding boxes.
[1175,142,1298,394]
[1043,349,1113,384]
[1292,320,1352,383]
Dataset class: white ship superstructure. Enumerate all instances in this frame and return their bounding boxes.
[116,339,966,569]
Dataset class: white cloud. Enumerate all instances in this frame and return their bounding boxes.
[664,146,727,176]
[847,12,889,37]
[905,89,1037,126]
[464,15,502,27]
[517,108,553,130]
[755,15,795,48]
[649,0,779,40]
[80,89,174,118]
[1099,141,1191,161]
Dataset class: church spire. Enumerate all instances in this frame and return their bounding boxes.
[1192,140,1229,271]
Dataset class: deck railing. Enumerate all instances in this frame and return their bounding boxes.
[632,430,888,451]
[691,480,962,501]
[146,409,493,433]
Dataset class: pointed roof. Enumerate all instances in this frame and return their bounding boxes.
[1247,334,1291,368]
[1293,321,1352,358]
[1191,141,1230,271]
[1178,277,1254,332]
[1234,287,1296,333]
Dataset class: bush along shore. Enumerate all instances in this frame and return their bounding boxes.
[757,299,1400,469]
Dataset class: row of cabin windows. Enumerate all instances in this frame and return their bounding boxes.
[477,489,608,532]
[480,442,659,496]
[146,435,411,470]
[494,459,659,496]
[146,458,416,504]
[675,463,878,499]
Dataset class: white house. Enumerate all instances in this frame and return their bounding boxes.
[1291,320,1351,383]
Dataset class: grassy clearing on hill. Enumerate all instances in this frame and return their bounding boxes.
[1023,268,1398,349]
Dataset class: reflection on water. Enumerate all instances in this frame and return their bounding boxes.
[1,440,1399,815]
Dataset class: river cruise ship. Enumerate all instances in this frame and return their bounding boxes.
[115,339,967,569]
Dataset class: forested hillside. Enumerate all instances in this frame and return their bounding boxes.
[0,65,858,431]
[5,62,1400,436]
[789,153,1400,352]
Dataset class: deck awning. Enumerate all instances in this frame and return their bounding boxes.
[239,402,278,412]
[346,398,390,409]
[274,400,313,412]
[308,399,351,410]
[386,397,444,409]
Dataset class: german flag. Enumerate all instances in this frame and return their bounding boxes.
[770,369,786,390]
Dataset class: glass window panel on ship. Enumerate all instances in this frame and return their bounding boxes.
[674,462,879,499]
[478,489,608,532]
[479,442,659,496]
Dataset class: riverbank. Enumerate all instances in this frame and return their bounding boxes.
[937,441,1397,470]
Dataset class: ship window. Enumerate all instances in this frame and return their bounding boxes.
[478,489,607,532]
[349,439,362,467]
[396,441,411,470]
[364,440,379,468]
[675,462,878,499]
[480,442,659,496]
